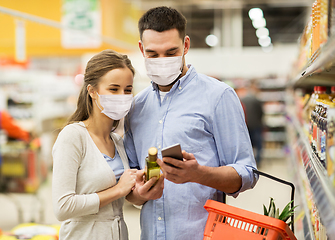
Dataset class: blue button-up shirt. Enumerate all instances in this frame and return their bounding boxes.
[124,65,258,240]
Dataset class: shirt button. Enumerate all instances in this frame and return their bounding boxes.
[158,217,162,220]
[158,145,161,149]
[159,120,163,124]
[179,86,182,90]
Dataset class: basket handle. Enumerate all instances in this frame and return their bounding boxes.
[253,169,296,234]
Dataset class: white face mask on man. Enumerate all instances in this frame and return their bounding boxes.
[95,93,133,120]
[143,40,185,86]
[145,55,184,86]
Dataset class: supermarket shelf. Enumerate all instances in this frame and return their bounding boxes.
[289,146,315,240]
[291,36,335,87]
[289,113,335,239]
[258,78,287,90]
[263,131,286,142]
[264,111,286,116]
[259,85,286,90]
[262,148,286,159]
[258,91,286,102]
[264,115,286,128]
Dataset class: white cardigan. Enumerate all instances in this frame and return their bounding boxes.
[52,122,130,240]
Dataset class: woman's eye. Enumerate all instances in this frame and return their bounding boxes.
[125,89,132,93]
[110,88,118,92]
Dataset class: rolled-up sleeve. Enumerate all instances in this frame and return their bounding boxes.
[213,88,258,197]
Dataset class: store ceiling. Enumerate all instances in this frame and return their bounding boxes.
[127,0,312,47]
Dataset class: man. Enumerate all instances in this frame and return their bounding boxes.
[241,79,264,166]
[125,6,258,240]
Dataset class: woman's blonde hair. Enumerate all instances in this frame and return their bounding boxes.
[67,49,135,131]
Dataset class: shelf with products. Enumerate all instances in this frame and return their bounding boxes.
[0,69,78,133]
[263,102,286,116]
[256,78,287,159]
[263,131,287,142]
[262,129,286,159]
[291,35,335,88]
[0,69,79,193]
[286,109,335,238]
[286,0,335,239]
[258,90,286,102]
[233,77,287,159]
[290,0,332,86]
[264,115,287,128]
[288,139,316,240]
[258,77,287,91]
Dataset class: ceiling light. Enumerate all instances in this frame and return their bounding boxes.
[252,18,266,29]
[258,36,271,47]
[205,34,218,47]
[256,27,269,38]
[248,8,263,20]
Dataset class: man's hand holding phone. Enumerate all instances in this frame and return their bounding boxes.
[158,144,200,184]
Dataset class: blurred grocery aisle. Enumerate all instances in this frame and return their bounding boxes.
[2,0,335,239]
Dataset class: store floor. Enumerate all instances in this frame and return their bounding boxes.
[0,157,294,240]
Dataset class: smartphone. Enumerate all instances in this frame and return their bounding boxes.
[161,143,183,167]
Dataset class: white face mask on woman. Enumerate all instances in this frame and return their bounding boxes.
[95,93,133,120]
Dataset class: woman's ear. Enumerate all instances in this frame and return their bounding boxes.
[87,84,96,99]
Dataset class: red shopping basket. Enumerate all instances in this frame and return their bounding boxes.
[203,200,297,240]
[203,170,297,240]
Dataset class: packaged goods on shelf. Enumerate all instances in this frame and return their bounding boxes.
[310,99,327,167]
[327,104,335,185]
[295,0,330,75]
[312,1,321,55]
[307,87,335,170]
[330,0,335,36]
[296,21,311,71]
[287,1,335,238]
[312,0,329,57]
[263,102,286,115]
[320,0,328,45]
[306,87,328,119]
[289,134,331,240]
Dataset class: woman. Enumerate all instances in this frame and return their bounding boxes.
[52,49,137,240]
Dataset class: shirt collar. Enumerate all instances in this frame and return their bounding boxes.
[151,64,196,92]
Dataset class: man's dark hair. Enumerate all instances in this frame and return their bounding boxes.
[138,6,187,40]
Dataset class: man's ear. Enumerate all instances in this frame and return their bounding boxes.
[184,36,191,55]
[139,40,145,57]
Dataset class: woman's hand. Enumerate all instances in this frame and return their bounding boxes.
[126,170,164,205]
[98,169,137,208]
[117,169,137,197]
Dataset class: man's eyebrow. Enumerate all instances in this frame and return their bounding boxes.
[166,47,178,52]
[145,47,179,53]
[145,49,156,53]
